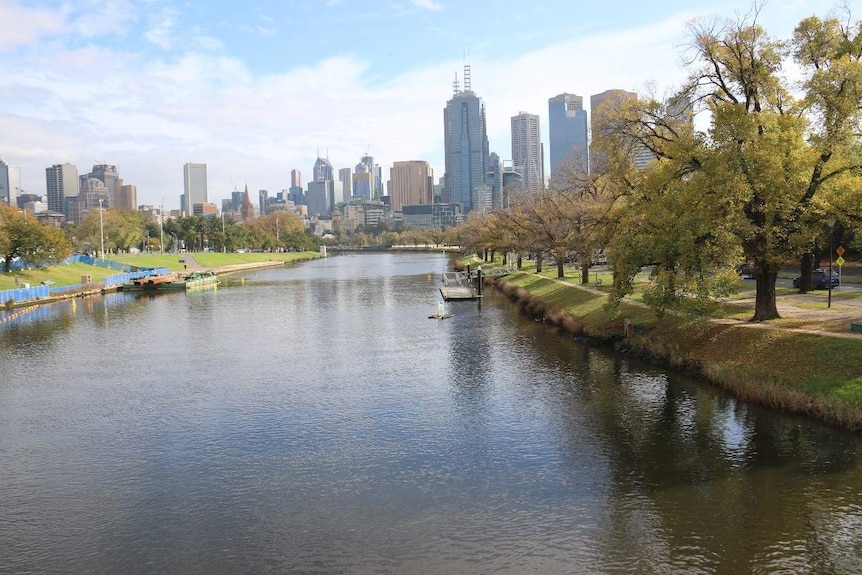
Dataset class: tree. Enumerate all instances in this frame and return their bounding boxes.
[605,8,862,321]
[0,205,72,271]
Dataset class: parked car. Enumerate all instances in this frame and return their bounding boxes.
[793,269,840,289]
[736,262,755,278]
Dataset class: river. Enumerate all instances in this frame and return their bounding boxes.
[1,252,861,574]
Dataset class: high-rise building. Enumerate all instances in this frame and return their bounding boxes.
[338,168,353,203]
[389,160,433,212]
[510,111,544,193]
[289,169,304,205]
[78,176,110,214]
[116,184,137,210]
[90,164,120,207]
[353,159,374,201]
[291,169,301,188]
[590,89,654,170]
[313,157,334,183]
[45,163,79,216]
[0,155,14,205]
[183,162,208,216]
[443,63,490,214]
[548,93,589,180]
[259,189,269,216]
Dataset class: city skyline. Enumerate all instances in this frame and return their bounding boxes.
[0,0,840,209]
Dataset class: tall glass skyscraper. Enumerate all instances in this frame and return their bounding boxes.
[511,111,544,193]
[443,64,489,214]
[548,93,588,181]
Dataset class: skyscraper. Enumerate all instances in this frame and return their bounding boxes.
[510,112,544,193]
[313,157,333,183]
[443,63,490,214]
[116,184,137,210]
[353,158,374,201]
[389,160,433,212]
[90,164,120,207]
[45,163,79,215]
[589,89,654,171]
[289,169,304,205]
[183,162,208,216]
[338,168,353,203]
[548,93,589,180]
[0,156,11,205]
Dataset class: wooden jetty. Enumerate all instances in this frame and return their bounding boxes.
[439,271,478,301]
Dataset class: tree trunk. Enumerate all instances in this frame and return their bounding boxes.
[752,265,780,321]
[798,253,814,293]
[536,253,543,273]
[557,259,565,278]
[581,259,590,285]
[516,255,522,270]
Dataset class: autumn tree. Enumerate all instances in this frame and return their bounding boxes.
[0,205,72,271]
[605,7,862,321]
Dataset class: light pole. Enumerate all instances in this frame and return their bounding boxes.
[98,198,105,259]
[827,217,836,309]
[160,203,165,255]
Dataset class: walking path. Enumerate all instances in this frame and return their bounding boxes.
[537,274,862,340]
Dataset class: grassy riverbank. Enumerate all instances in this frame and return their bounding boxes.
[0,251,321,291]
[485,265,862,432]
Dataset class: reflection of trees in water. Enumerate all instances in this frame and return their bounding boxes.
[484,289,862,571]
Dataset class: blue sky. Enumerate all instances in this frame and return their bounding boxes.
[0,0,846,210]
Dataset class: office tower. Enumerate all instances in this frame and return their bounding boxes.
[90,164,120,207]
[486,152,502,210]
[259,189,269,216]
[443,63,490,213]
[353,159,374,201]
[510,112,544,193]
[590,89,654,170]
[338,168,353,203]
[78,176,110,213]
[0,155,16,205]
[548,93,589,180]
[231,189,245,211]
[45,163,79,215]
[288,169,303,204]
[183,162,208,215]
[307,181,333,217]
[313,157,333,183]
[389,160,433,212]
[116,184,137,210]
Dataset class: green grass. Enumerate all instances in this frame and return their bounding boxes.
[0,262,118,290]
[1,251,321,291]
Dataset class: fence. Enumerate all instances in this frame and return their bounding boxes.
[1,267,169,306]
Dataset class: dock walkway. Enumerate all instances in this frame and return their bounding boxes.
[439,271,478,301]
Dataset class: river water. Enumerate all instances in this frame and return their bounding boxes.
[1,252,861,574]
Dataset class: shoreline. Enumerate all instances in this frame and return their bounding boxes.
[486,271,862,432]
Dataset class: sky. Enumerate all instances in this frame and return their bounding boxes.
[0,0,849,211]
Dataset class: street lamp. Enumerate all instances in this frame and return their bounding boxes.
[99,198,105,259]
[827,217,836,309]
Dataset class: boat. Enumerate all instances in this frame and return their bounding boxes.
[121,270,219,292]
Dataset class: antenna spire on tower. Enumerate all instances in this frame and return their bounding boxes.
[463,49,471,93]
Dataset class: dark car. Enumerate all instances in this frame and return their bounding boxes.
[793,269,840,289]
[736,262,755,278]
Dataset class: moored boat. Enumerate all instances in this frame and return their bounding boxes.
[121,270,218,292]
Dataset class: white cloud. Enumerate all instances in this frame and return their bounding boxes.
[0,0,65,51]
[0,3,831,208]
[144,6,180,49]
[411,0,443,10]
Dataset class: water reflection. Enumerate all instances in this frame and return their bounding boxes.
[1,254,861,574]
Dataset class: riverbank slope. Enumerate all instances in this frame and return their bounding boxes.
[489,270,862,432]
